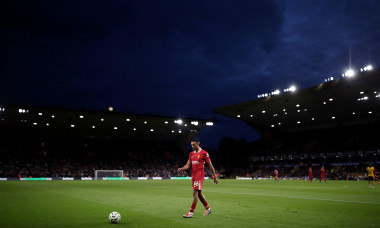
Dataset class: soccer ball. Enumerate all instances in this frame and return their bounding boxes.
[109,212,121,224]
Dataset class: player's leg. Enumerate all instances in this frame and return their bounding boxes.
[198,191,211,210]
[192,189,199,209]
[183,181,200,218]
[369,177,371,189]
[198,191,212,215]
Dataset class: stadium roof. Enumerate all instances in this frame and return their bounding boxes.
[0,105,215,144]
[214,67,380,134]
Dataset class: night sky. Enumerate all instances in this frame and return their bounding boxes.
[1,0,380,147]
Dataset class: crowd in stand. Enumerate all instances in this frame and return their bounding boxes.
[1,122,379,179]
[0,151,376,179]
[0,137,219,178]
[0,157,187,178]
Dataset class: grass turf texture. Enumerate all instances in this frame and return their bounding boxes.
[0,179,379,227]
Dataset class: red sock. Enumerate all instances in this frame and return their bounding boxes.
[202,201,210,210]
[189,203,196,213]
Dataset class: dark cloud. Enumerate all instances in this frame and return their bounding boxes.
[1,0,380,146]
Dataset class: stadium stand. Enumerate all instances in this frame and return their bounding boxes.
[1,68,379,180]
[0,105,217,179]
[214,67,380,179]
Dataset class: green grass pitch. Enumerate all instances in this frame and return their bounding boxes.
[0,179,379,227]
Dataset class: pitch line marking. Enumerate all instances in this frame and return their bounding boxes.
[210,190,380,205]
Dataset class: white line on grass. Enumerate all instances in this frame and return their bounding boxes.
[274,195,380,205]
[210,190,380,205]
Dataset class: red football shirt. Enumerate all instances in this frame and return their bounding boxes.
[321,168,325,177]
[309,168,313,176]
[188,149,211,180]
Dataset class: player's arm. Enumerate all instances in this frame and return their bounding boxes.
[178,160,191,172]
[206,161,218,184]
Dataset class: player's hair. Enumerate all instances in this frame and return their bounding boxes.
[191,138,200,143]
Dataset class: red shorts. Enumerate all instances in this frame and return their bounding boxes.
[321,174,325,178]
[192,179,204,190]
[275,175,278,178]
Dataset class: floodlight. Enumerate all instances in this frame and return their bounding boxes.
[344,69,354,77]
[363,65,373,71]
[272,90,280,95]
[191,121,198,126]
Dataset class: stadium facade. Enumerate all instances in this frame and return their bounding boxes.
[214,67,380,137]
[214,67,380,177]
[0,105,216,179]
[0,105,215,145]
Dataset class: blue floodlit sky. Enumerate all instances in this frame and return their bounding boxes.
[1,0,380,147]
